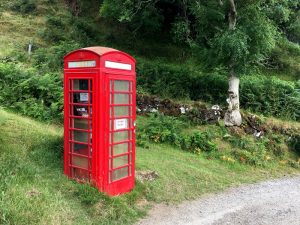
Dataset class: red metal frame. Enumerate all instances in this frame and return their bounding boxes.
[64,47,136,196]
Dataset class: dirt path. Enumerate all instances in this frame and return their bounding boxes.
[137,176,300,225]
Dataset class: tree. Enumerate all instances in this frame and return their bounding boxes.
[100,0,293,126]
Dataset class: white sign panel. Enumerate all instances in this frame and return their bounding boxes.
[68,60,96,68]
[79,93,89,102]
[114,119,128,130]
[105,61,132,71]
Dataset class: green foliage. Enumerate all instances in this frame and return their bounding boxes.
[226,135,268,166]
[240,75,300,120]
[42,12,101,47]
[171,18,191,44]
[137,60,194,99]
[288,133,300,155]
[264,0,300,42]
[207,3,278,71]
[10,0,37,14]
[33,41,81,71]
[182,131,217,154]
[269,39,300,79]
[210,29,250,66]
[137,114,217,153]
[0,63,63,122]
[100,0,163,34]
[137,60,300,121]
[100,0,284,72]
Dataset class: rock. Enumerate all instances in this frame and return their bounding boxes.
[136,170,159,183]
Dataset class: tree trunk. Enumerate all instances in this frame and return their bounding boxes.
[224,73,242,126]
[224,0,242,126]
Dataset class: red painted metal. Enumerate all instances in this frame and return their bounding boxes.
[64,46,136,196]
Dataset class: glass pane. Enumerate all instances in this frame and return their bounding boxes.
[113,143,128,155]
[73,130,88,143]
[72,156,88,169]
[114,118,128,130]
[73,79,88,90]
[72,168,89,181]
[73,143,88,152]
[112,167,128,181]
[114,80,129,91]
[71,142,89,156]
[72,92,89,103]
[73,119,89,130]
[73,105,89,117]
[114,106,130,117]
[113,155,128,168]
[114,131,129,143]
[114,94,129,104]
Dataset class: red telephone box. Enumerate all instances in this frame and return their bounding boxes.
[63,47,136,196]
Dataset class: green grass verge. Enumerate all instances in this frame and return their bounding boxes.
[0,109,299,225]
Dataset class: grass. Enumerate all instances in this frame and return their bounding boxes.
[0,0,69,58]
[0,109,299,224]
[136,143,297,203]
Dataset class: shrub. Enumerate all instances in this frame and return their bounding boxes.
[288,133,300,155]
[137,114,217,153]
[240,76,300,120]
[10,0,37,14]
[33,41,81,71]
[136,60,194,99]
[41,15,70,43]
[226,136,268,166]
[137,59,300,121]
[0,63,63,122]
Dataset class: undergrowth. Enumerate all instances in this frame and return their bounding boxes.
[136,113,300,167]
[137,114,217,153]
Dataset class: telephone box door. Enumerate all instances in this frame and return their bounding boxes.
[65,75,96,182]
[107,75,136,185]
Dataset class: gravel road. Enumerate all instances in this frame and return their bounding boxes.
[137,175,300,225]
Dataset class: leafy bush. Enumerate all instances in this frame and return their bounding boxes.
[137,114,217,153]
[41,14,102,47]
[288,134,300,155]
[137,59,300,121]
[0,63,63,122]
[33,41,81,71]
[228,136,268,166]
[181,131,217,154]
[10,0,37,14]
[240,76,300,120]
[41,15,71,43]
[137,60,193,99]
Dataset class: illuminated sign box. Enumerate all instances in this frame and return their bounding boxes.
[105,61,132,70]
[68,60,96,68]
